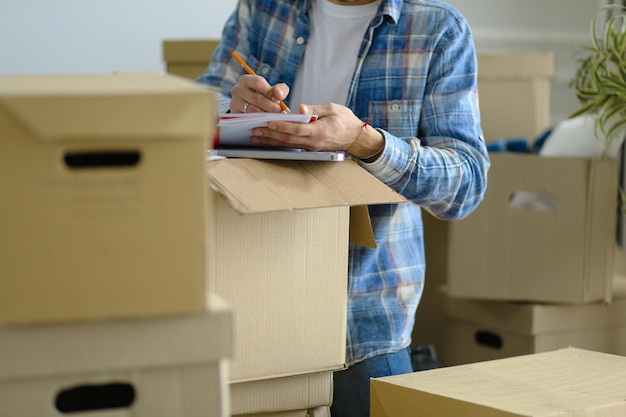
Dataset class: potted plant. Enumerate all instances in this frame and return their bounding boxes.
[569,4,626,157]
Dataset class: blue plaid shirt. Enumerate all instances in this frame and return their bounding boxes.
[198,0,489,365]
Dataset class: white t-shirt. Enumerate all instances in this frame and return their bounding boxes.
[289,0,380,109]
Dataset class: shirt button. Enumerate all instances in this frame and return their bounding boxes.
[391,104,401,111]
[260,67,270,75]
[296,37,305,45]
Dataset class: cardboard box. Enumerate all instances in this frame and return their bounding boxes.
[163,39,219,80]
[478,52,556,144]
[0,73,216,324]
[0,294,233,417]
[447,153,618,303]
[231,372,332,416]
[207,158,405,382]
[371,347,626,417]
[441,276,626,366]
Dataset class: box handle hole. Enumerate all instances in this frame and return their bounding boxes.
[474,330,503,350]
[64,150,141,169]
[55,382,136,413]
[509,190,557,211]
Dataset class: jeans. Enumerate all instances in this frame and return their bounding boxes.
[330,348,413,417]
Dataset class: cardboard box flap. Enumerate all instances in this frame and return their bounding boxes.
[163,39,220,63]
[207,158,406,214]
[0,73,215,141]
[478,52,556,79]
[371,348,626,416]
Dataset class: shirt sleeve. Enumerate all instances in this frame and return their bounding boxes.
[360,18,490,221]
[195,1,253,114]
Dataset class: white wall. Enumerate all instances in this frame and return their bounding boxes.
[0,0,604,125]
[447,0,600,123]
[0,0,237,75]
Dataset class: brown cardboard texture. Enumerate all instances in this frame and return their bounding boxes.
[442,282,626,366]
[163,39,220,80]
[230,372,332,415]
[0,294,233,417]
[478,52,555,144]
[207,158,405,247]
[371,347,626,417]
[447,153,618,303]
[0,73,216,324]
[207,158,405,382]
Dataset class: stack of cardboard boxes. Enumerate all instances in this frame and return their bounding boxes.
[441,52,624,365]
[368,51,626,417]
[208,157,404,416]
[0,73,234,415]
[413,51,624,364]
[162,39,407,416]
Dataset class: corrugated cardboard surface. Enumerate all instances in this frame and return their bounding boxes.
[0,73,216,324]
[230,372,332,415]
[447,153,618,304]
[207,158,404,382]
[0,295,233,416]
[477,52,555,143]
[212,200,348,382]
[371,347,626,417]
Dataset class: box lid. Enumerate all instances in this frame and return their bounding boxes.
[371,348,626,417]
[0,294,233,381]
[207,158,406,247]
[207,158,405,213]
[478,52,556,79]
[0,72,214,141]
[162,39,220,63]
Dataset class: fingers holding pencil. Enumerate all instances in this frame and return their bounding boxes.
[231,51,291,113]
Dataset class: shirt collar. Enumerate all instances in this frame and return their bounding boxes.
[302,0,401,25]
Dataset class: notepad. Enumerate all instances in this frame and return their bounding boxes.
[214,112,318,147]
[212,112,344,161]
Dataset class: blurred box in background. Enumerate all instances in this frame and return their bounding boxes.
[478,51,556,144]
[163,39,219,80]
[442,276,626,366]
[447,153,617,304]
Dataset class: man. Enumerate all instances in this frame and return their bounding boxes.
[198,0,489,415]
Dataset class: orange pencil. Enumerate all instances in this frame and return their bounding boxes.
[231,51,291,113]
